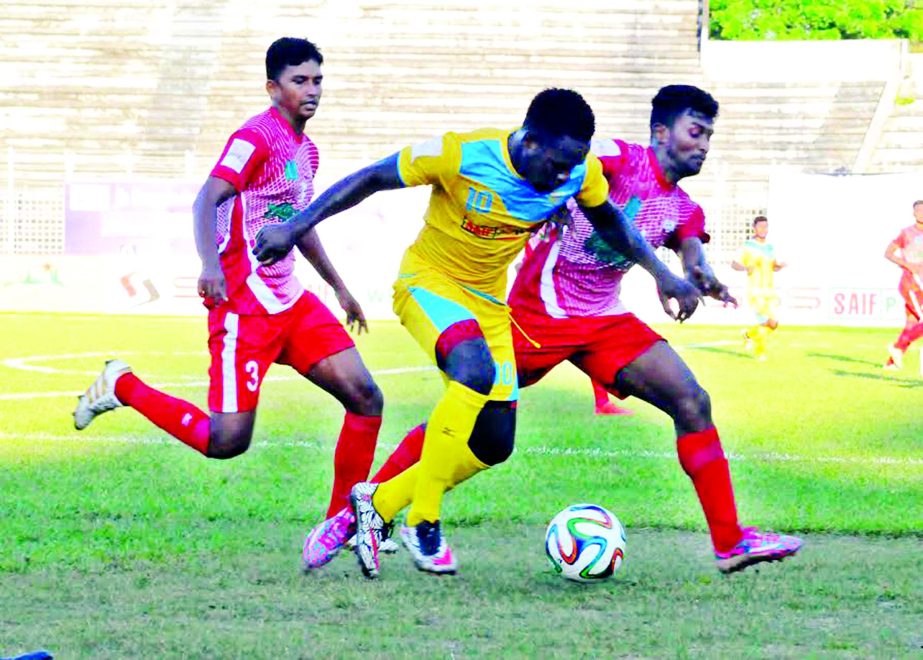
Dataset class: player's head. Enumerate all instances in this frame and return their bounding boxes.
[518,88,596,192]
[265,37,324,122]
[914,200,923,223]
[650,85,719,179]
[753,215,769,239]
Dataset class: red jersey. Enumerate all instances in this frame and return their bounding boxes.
[210,107,319,315]
[894,224,923,278]
[509,139,708,318]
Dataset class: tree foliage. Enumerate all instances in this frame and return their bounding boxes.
[709,0,923,41]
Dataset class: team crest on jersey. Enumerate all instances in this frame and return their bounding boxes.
[284,160,299,181]
[623,196,642,220]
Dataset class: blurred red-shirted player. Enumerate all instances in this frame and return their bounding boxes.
[73,37,383,570]
[883,200,923,371]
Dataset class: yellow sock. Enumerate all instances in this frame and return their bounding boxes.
[373,464,419,522]
[753,325,772,356]
[372,444,489,522]
[406,381,489,527]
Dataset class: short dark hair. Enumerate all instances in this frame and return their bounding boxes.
[913,200,923,208]
[524,88,596,144]
[753,215,768,226]
[266,37,323,80]
[650,85,719,130]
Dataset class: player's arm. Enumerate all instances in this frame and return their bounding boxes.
[253,154,404,266]
[579,200,701,321]
[192,176,237,304]
[730,252,751,273]
[679,237,736,306]
[884,239,910,271]
[296,230,368,333]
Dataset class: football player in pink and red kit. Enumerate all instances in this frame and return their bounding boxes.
[509,85,802,573]
[883,200,923,371]
[72,38,384,569]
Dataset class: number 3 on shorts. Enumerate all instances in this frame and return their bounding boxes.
[245,360,259,392]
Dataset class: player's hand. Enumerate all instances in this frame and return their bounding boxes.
[690,265,737,307]
[335,287,369,334]
[253,224,296,266]
[198,263,227,306]
[656,270,702,323]
[545,205,573,235]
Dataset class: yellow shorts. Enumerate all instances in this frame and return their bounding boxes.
[393,252,517,402]
[749,295,779,324]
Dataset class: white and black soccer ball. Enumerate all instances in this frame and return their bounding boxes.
[545,503,626,582]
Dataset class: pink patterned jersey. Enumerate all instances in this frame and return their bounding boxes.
[509,138,708,318]
[210,106,319,315]
[894,225,923,272]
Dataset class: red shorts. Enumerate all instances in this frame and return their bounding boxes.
[207,292,354,413]
[512,310,663,398]
[899,276,923,321]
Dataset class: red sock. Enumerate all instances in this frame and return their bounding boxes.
[114,373,210,454]
[370,423,425,483]
[592,380,610,407]
[896,322,923,350]
[325,412,382,518]
[676,427,743,553]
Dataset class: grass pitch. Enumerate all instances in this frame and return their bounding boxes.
[1,313,921,657]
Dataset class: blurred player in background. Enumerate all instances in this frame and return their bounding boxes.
[253,88,702,578]
[72,38,385,568]
[732,215,786,361]
[883,200,923,371]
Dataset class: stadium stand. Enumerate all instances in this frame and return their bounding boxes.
[0,0,919,258]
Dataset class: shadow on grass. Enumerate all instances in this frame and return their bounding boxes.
[807,352,881,368]
[684,345,753,360]
[830,369,923,388]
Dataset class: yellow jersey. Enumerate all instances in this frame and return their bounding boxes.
[397,127,610,300]
[737,238,778,299]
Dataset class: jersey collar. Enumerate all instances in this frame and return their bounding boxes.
[269,106,305,143]
[646,147,674,190]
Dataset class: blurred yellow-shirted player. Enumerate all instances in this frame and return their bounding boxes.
[732,215,786,359]
[253,88,701,578]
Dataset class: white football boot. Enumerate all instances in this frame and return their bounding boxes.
[73,359,132,430]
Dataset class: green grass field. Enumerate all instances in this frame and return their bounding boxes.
[1,312,921,657]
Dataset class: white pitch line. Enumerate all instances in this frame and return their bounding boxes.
[0,365,437,401]
[1,431,919,467]
[1,351,204,375]
[0,339,736,400]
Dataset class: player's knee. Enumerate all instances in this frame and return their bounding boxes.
[444,340,496,395]
[206,427,252,459]
[673,385,711,430]
[344,378,384,416]
[467,401,517,465]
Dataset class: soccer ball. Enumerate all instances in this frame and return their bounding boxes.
[545,503,626,582]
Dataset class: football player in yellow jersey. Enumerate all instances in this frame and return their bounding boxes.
[732,215,786,360]
[254,88,700,578]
